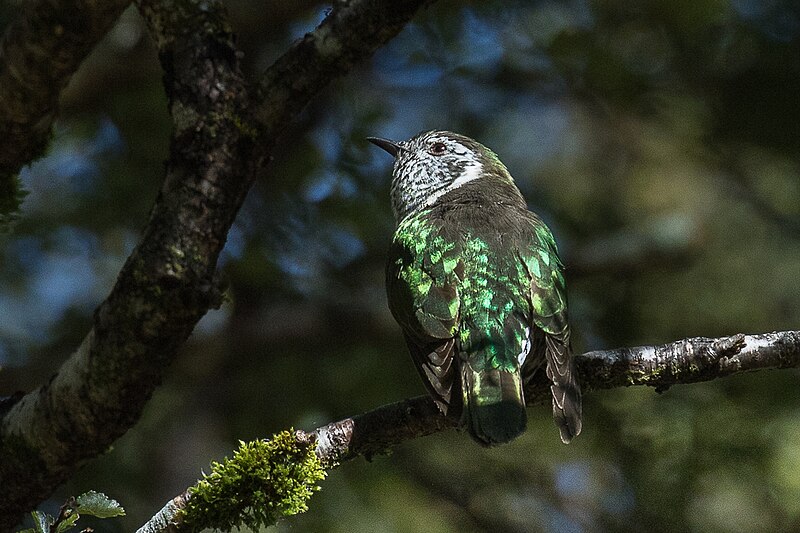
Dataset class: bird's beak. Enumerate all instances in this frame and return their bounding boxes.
[367,137,403,157]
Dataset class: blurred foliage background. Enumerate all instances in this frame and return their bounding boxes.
[2,0,800,531]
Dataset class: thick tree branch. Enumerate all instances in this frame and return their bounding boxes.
[255,0,434,138]
[0,1,246,527]
[0,0,432,528]
[0,0,131,216]
[137,330,800,532]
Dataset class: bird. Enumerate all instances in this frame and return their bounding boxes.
[368,130,582,446]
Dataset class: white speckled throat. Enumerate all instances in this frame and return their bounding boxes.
[384,131,487,223]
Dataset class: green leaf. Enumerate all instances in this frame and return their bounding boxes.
[30,511,51,533]
[75,491,125,518]
[55,512,80,533]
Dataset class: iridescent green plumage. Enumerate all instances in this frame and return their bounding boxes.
[372,130,581,446]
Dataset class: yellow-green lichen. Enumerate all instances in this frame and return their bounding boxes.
[230,113,259,139]
[179,430,327,531]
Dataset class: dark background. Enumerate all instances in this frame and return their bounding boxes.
[2,0,800,531]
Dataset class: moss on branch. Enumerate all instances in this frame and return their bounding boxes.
[179,431,327,531]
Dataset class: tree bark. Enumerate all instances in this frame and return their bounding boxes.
[0,0,433,529]
[0,0,131,217]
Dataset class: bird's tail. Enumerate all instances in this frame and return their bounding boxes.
[461,363,527,446]
[545,335,582,443]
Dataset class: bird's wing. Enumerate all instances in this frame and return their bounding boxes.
[518,216,582,443]
[386,218,463,415]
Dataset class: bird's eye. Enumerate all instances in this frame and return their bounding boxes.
[429,142,447,156]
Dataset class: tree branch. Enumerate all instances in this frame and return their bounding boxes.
[0,0,246,524]
[254,0,434,138]
[0,0,433,528]
[0,0,131,219]
[137,330,800,532]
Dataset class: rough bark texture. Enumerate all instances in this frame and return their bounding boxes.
[531,330,800,404]
[135,330,800,533]
[0,0,433,529]
[0,0,131,217]
[137,491,190,533]
[305,394,455,465]
[0,1,248,527]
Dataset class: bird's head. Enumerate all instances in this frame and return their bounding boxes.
[368,130,514,222]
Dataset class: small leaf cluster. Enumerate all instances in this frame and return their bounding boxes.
[20,491,125,533]
[0,175,27,232]
[180,430,327,531]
